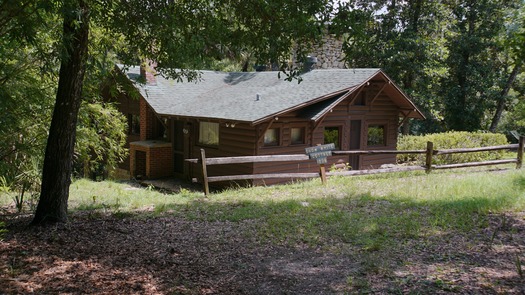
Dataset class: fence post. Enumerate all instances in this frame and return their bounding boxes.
[200,148,210,196]
[319,164,327,185]
[425,141,434,173]
[517,136,524,169]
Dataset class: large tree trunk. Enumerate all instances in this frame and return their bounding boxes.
[32,0,89,225]
[489,63,521,132]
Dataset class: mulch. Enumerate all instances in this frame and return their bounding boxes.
[1,211,524,294]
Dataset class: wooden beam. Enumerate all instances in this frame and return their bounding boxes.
[207,172,319,182]
[311,113,329,136]
[435,144,518,155]
[204,154,309,165]
[200,149,210,196]
[398,110,411,128]
[425,141,434,173]
[257,119,274,147]
[327,165,425,176]
[433,159,517,170]
[347,85,366,106]
[369,82,389,107]
[319,164,327,184]
[517,136,524,169]
[333,149,427,155]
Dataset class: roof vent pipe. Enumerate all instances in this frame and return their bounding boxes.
[303,56,318,72]
[256,93,261,101]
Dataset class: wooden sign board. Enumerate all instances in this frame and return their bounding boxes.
[305,143,336,154]
[315,157,328,164]
[305,143,335,165]
[308,150,333,159]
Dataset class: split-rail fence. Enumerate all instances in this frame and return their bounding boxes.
[186,137,524,195]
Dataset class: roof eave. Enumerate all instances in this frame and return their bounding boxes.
[377,70,426,120]
[250,88,353,126]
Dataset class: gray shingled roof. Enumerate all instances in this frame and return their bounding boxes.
[123,66,422,124]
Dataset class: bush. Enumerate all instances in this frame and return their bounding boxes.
[397,131,509,165]
[0,222,5,240]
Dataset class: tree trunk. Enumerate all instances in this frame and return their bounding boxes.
[32,0,89,225]
[489,63,521,132]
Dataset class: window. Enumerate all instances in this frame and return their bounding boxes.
[323,126,340,149]
[198,122,219,147]
[264,128,280,146]
[290,127,305,145]
[367,125,386,146]
[129,114,140,135]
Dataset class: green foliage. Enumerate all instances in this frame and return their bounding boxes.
[75,102,128,180]
[109,0,331,80]
[0,221,5,241]
[498,88,525,142]
[323,128,340,149]
[367,125,385,146]
[332,0,451,133]
[441,1,518,131]
[332,0,524,134]
[0,17,57,211]
[3,0,336,222]
[397,131,509,164]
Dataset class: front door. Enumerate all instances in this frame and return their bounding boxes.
[173,120,185,176]
[349,120,362,170]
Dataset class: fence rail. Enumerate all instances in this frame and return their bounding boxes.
[186,137,524,195]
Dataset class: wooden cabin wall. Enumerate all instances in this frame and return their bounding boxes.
[253,86,401,184]
[253,114,327,185]
[188,121,257,186]
[357,90,399,169]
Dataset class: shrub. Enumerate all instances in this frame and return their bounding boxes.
[0,222,5,240]
[397,131,509,165]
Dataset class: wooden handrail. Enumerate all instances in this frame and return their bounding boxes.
[435,144,518,155]
[187,154,310,165]
[433,159,517,170]
[207,173,320,182]
[332,149,426,155]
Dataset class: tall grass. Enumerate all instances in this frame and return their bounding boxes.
[68,179,202,213]
[63,169,525,250]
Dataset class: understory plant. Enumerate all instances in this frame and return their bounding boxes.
[397,131,509,165]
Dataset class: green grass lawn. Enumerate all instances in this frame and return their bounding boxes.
[2,168,525,293]
[58,168,525,250]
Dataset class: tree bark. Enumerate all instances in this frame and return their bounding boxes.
[32,0,89,225]
[489,63,521,132]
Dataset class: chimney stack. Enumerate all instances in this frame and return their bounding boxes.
[139,60,157,85]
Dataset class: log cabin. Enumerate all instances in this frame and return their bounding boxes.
[110,64,424,185]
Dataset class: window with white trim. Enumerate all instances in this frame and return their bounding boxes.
[264,128,280,146]
[198,122,219,147]
[290,127,305,145]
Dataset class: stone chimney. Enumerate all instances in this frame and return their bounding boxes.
[139,60,157,85]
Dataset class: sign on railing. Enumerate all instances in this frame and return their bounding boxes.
[304,143,336,182]
[305,143,335,164]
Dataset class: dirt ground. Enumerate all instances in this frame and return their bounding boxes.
[1,211,524,294]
